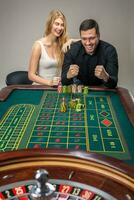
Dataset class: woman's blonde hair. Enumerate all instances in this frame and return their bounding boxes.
[44,10,68,68]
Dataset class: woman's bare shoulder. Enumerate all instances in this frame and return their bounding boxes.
[40,37,52,46]
[32,39,42,48]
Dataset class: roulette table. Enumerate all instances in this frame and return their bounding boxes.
[0,149,134,200]
[0,85,134,164]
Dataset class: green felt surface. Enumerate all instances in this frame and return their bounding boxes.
[0,89,134,164]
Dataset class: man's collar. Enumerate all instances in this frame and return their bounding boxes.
[81,45,86,55]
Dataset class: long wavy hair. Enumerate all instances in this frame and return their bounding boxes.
[44,10,68,69]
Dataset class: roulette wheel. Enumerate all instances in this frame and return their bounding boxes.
[0,149,134,200]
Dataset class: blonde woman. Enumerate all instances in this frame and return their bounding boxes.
[28,10,73,86]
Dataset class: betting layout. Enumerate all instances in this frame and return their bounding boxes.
[0,89,129,160]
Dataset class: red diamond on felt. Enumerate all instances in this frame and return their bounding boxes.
[55,138,61,143]
[101,119,112,127]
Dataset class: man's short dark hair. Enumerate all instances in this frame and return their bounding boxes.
[79,19,100,36]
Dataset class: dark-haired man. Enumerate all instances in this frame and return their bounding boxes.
[61,19,118,88]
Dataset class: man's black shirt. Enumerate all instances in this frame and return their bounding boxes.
[61,40,118,88]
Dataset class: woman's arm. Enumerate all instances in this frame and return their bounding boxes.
[62,38,80,53]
